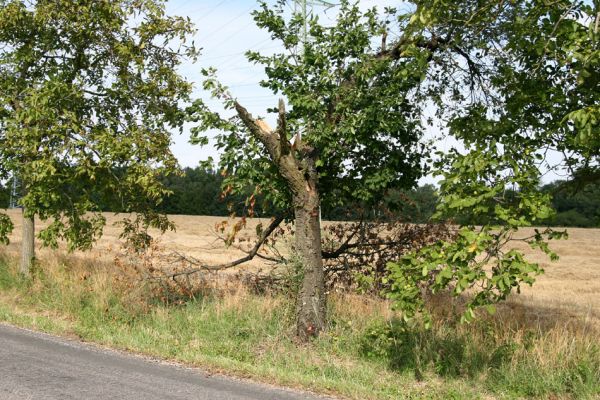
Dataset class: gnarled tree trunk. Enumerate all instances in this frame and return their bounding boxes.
[20,208,35,275]
[234,100,327,341]
[294,191,326,340]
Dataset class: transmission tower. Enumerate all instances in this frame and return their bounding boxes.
[290,0,335,224]
[291,0,336,44]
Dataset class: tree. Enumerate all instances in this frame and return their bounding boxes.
[185,0,597,337]
[0,181,9,209]
[542,181,600,227]
[0,0,196,274]
[156,167,249,217]
[387,184,438,224]
[188,1,431,340]
[387,0,599,321]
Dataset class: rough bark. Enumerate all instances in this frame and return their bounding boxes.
[234,99,327,341]
[294,191,326,340]
[20,208,35,275]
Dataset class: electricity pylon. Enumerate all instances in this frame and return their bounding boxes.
[290,0,335,225]
[291,0,336,44]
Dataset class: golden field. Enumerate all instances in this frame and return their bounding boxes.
[1,209,271,269]
[1,208,599,328]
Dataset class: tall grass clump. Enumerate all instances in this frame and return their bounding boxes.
[0,251,598,400]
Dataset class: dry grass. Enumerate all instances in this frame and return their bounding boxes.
[1,209,275,269]
[509,227,599,322]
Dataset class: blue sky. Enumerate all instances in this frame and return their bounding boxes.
[165,0,400,168]
[166,0,280,167]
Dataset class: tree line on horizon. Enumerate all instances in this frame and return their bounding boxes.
[2,167,597,228]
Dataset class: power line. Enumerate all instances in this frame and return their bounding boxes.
[292,0,336,45]
[199,40,276,61]
[200,5,256,43]
[202,42,282,75]
[191,0,231,26]
[168,0,206,16]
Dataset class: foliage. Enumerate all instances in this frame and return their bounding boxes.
[0,181,9,209]
[184,0,599,331]
[154,167,274,218]
[157,167,230,216]
[542,181,600,227]
[388,184,438,224]
[95,168,600,227]
[386,0,599,321]
[388,227,567,323]
[187,0,438,338]
[188,0,428,215]
[0,0,197,248]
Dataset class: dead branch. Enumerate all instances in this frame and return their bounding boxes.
[156,214,287,280]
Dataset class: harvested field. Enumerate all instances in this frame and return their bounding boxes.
[1,209,272,270]
[1,209,599,326]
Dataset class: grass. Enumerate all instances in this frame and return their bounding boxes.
[0,251,598,400]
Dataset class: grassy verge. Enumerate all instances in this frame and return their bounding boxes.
[0,252,598,400]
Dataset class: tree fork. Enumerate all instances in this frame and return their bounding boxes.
[234,99,327,340]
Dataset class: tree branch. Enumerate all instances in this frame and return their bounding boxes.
[83,89,109,97]
[322,237,414,259]
[377,34,449,61]
[234,100,282,162]
[276,98,290,155]
[234,99,308,196]
[156,214,287,279]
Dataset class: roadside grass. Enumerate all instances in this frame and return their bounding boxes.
[0,252,598,400]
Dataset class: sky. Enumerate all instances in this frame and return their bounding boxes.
[164,0,409,169]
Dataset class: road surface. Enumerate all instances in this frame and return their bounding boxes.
[0,324,326,400]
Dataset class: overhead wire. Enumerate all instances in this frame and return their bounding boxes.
[190,0,232,26]
[207,40,283,73]
[199,5,256,43]
[168,0,204,15]
[198,39,275,62]
[180,2,291,112]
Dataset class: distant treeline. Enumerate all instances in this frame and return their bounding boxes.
[540,181,600,228]
[1,167,598,227]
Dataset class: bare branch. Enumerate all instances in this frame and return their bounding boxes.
[276,98,290,155]
[234,100,284,163]
[321,222,361,259]
[155,214,287,279]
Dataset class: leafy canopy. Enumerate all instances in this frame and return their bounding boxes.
[188,0,429,214]
[387,0,598,322]
[0,0,197,249]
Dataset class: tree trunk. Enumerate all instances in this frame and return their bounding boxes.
[232,100,327,340]
[294,192,326,341]
[20,208,35,276]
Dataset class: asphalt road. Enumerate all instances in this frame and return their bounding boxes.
[0,324,326,400]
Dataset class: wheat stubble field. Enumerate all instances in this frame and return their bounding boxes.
[2,209,598,315]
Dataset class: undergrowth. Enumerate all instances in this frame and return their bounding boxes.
[0,252,598,400]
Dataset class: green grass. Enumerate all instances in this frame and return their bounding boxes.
[0,254,598,400]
